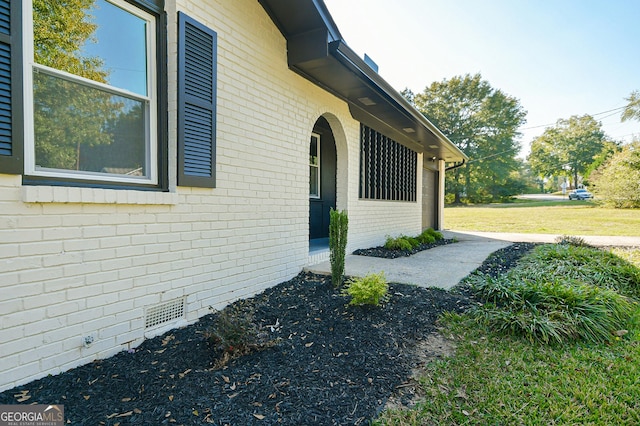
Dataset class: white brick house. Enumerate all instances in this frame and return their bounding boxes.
[0,0,465,391]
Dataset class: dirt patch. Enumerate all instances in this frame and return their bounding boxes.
[383,332,457,411]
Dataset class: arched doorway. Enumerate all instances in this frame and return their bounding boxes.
[309,116,337,241]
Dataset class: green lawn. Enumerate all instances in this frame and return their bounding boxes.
[376,201,640,425]
[377,245,640,426]
[445,201,640,236]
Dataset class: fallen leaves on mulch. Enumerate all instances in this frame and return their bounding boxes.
[1,244,536,425]
[0,273,470,425]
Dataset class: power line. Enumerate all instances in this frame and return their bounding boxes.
[519,105,627,131]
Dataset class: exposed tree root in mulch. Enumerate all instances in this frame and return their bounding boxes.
[352,238,456,258]
[0,243,536,425]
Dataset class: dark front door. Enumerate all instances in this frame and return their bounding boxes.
[309,117,337,240]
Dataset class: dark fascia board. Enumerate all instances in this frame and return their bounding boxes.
[257,0,342,41]
[328,41,467,161]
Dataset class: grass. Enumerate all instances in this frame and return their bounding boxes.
[444,200,640,236]
[376,245,640,425]
[377,315,640,425]
[467,244,638,344]
[376,201,640,424]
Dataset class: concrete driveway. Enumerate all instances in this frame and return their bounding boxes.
[516,194,568,202]
[305,230,640,290]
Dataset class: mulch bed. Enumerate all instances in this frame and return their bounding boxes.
[352,238,457,258]
[0,244,535,425]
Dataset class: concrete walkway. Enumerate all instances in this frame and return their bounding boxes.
[305,231,640,290]
[454,230,640,247]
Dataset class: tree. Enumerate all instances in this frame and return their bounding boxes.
[32,0,125,172]
[410,73,527,203]
[621,90,640,122]
[590,140,640,208]
[528,115,609,188]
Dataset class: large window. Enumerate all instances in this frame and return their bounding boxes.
[24,0,159,185]
[359,124,417,201]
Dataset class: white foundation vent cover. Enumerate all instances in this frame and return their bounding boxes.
[145,298,185,329]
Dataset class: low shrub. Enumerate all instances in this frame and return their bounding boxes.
[469,274,635,344]
[386,228,444,250]
[423,227,444,241]
[519,244,640,299]
[405,236,420,248]
[467,244,640,344]
[384,235,413,251]
[205,304,278,368]
[417,232,435,245]
[342,272,390,306]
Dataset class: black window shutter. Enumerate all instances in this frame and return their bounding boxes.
[0,0,23,174]
[177,12,217,188]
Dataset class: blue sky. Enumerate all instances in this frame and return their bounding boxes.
[323,0,640,157]
[82,0,148,96]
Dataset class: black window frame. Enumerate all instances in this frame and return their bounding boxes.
[1,0,168,191]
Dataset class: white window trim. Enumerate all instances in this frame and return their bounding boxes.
[22,0,158,185]
[310,132,321,199]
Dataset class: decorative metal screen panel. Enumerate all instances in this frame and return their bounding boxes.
[359,124,417,201]
[145,298,185,329]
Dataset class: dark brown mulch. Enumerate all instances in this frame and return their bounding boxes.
[0,243,535,425]
[352,238,456,258]
[0,273,470,425]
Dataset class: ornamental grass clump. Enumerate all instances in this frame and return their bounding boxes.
[518,244,640,299]
[343,272,390,306]
[554,234,592,247]
[470,275,635,344]
[384,235,414,251]
[468,244,640,344]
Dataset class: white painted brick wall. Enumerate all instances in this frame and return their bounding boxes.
[0,0,427,392]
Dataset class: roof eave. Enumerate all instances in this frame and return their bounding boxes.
[258,0,467,162]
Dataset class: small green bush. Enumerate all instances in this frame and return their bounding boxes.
[343,272,390,306]
[384,235,413,251]
[423,227,444,241]
[385,228,446,250]
[405,236,420,248]
[417,232,436,244]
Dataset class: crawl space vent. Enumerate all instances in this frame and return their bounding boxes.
[145,298,185,329]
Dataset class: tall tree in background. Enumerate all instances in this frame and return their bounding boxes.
[621,90,640,122]
[33,0,123,172]
[590,140,640,208]
[528,115,610,188]
[407,74,527,203]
